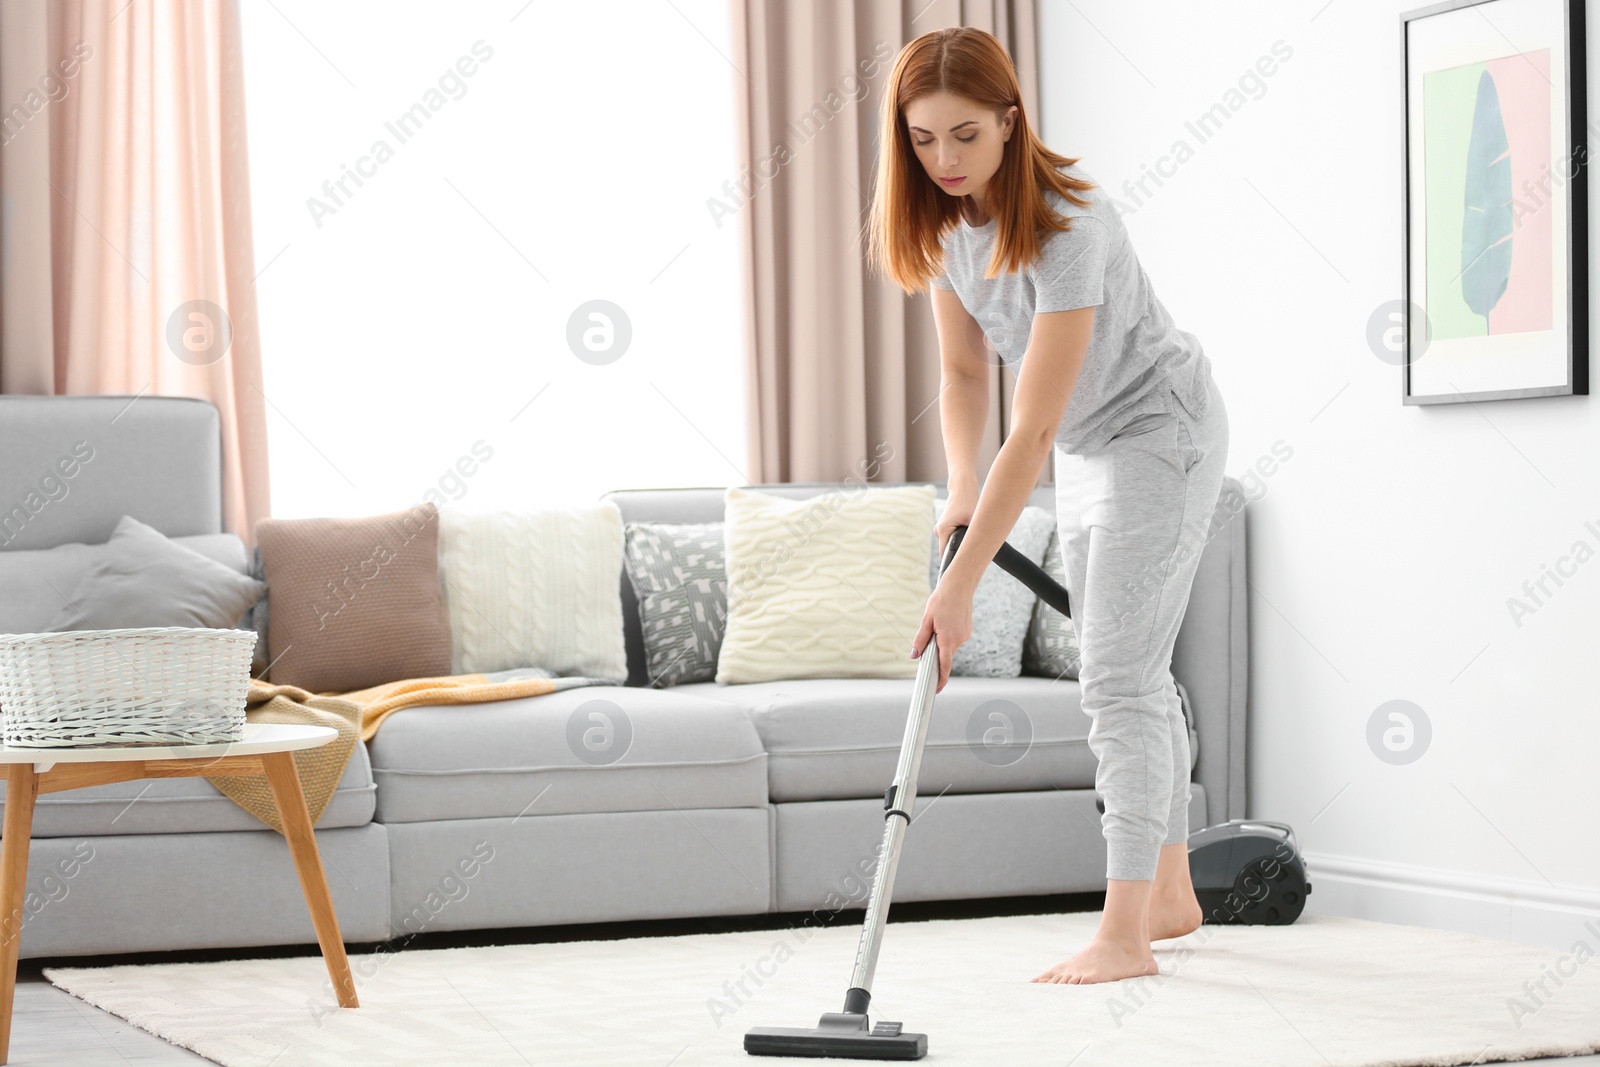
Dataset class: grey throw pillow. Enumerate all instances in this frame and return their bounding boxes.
[248,543,270,677]
[1022,527,1082,680]
[623,521,727,687]
[47,514,268,633]
[929,502,1057,678]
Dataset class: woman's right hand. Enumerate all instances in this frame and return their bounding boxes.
[935,483,979,570]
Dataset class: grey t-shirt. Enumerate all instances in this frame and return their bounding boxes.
[931,162,1212,455]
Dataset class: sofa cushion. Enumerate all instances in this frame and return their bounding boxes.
[45,514,267,632]
[1022,527,1082,680]
[622,520,727,687]
[0,741,376,836]
[929,501,1056,678]
[248,543,269,676]
[719,484,936,684]
[674,676,1197,804]
[602,483,1062,690]
[0,532,256,636]
[438,502,629,681]
[365,685,767,823]
[255,502,453,692]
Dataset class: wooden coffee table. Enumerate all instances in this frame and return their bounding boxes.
[0,722,360,1064]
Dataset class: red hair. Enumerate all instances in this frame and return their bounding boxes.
[866,27,1097,294]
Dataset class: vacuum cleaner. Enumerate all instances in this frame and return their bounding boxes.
[743,525,1309,1059]
[744,524,1069,1060]
[1186,819,1311,925]
[1092,739,1312,925]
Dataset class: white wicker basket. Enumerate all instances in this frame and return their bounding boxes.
[0,627,256,748]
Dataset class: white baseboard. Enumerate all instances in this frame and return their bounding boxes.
[1302,850,1600,953]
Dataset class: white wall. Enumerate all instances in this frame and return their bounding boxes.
[1039,0,1598,951]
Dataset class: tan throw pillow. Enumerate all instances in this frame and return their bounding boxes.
[717,484,936,684]
[255,503,452,693]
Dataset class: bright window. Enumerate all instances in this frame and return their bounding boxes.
[240,0,745,517]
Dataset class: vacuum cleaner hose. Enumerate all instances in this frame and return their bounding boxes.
[946,524,1072,620]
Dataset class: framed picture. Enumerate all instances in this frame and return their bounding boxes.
[1400,0,1588,404]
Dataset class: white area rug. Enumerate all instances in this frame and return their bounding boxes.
[42,911,1600,1066]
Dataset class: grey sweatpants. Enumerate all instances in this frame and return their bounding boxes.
[1054,372,1229,882]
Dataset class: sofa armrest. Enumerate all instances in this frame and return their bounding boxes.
[1171,473,1249,826]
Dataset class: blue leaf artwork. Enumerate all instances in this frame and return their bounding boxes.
[1459,68,1513,320]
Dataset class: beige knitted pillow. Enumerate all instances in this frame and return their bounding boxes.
[255,502,452,693]
[716,484,936,684]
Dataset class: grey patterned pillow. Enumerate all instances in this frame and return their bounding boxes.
[623,522,727,687]
[1022,527,1081,681]
[929,502,1057,678]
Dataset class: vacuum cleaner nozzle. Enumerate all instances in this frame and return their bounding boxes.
[744,1013,927,1059]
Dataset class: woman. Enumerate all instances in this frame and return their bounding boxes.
[869,28,1229,985]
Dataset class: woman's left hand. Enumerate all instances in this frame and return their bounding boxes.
[911,578,975,694]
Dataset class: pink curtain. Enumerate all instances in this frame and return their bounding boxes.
[728,0,1046,488]
[0,0,270,548]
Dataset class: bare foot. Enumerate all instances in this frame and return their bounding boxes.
[1032,936,1158,984]
[1147,889,1204,941]
[1148,842,1205,942]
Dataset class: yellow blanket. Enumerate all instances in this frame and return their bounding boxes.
[207,672,576,835]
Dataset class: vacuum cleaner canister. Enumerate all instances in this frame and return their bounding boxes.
[1187,819,1311,925]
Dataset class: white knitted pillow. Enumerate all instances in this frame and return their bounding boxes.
[438,503,627,680]
[717,484,936,684]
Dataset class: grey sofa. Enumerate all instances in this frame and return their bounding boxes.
[0,395,1248,960]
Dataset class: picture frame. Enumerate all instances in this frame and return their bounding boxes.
[1399,0,1588,404]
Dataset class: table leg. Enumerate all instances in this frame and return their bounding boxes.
[261,752,359,1009]
[0,765,39,1065]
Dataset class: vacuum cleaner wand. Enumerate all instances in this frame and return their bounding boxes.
[744,524,1073,1060]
